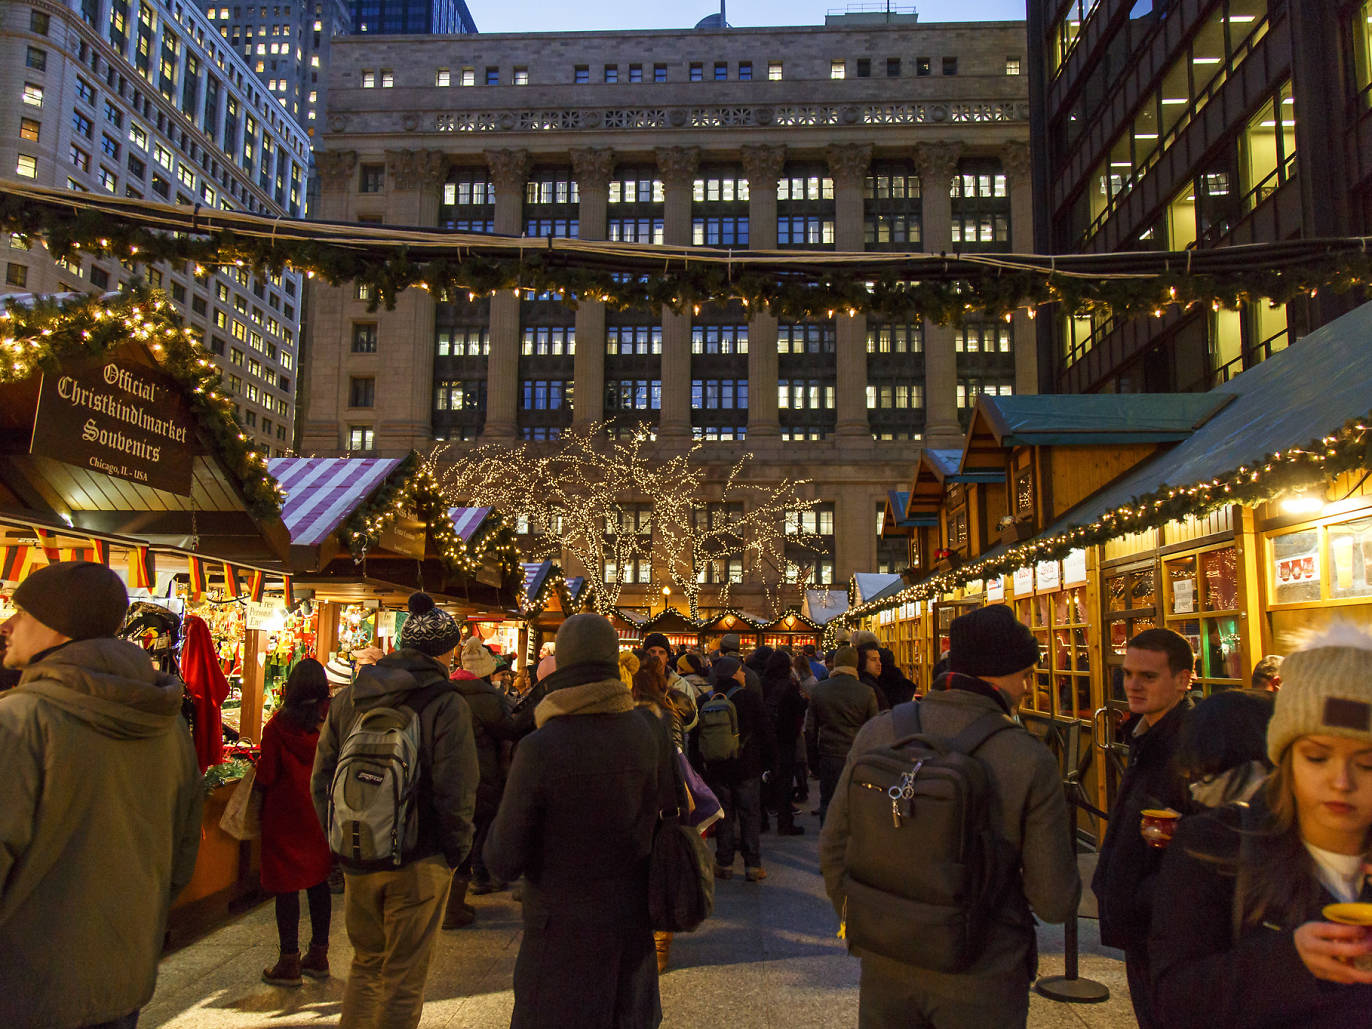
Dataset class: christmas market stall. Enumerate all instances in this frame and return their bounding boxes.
[758,609,823,651]
[268,455,520,683]
[697,610,765,655]
[637,607,706,652]
[852,300,1372,829]
[0,289,305,939]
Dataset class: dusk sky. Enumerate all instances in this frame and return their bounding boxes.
[472,0,1027,34]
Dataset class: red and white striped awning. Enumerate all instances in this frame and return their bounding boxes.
[448,505,494,542]
[268,457,404,546]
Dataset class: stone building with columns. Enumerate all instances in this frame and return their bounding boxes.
[302,16,1032,614]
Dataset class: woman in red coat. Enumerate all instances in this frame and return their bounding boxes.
[257,659,334,987]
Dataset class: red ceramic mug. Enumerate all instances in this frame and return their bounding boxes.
[1139,808,1182,849]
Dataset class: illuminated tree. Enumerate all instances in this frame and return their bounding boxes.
[428,424,824,618]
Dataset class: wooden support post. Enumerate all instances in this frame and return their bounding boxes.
[239,628,268,744]
[1236,505,1267,680]
[316,601,340,660]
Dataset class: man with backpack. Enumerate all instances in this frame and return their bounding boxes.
[697,656,775,882]
[311,592,478,1029]
[804,645,879,824]
[819,605,1079,1028]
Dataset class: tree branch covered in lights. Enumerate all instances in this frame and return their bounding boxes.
[4,180,1372,324]
[426,424,825,618]
[0,288,283,517]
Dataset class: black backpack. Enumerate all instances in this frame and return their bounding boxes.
[839,700,1019,972]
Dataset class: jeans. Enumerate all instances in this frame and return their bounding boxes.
[709,775,762,868]
[341,855,451,1029]
[818,754,847,825]
[275,880,332,953]
[859,958,1030,1029]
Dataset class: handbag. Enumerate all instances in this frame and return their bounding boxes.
[219,765,262,840]
[649,748,714,932]
[676,750,723,835]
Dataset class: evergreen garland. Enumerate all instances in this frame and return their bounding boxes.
[0,288,283,517]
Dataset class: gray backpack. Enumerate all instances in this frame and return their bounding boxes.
[327,683,447,867]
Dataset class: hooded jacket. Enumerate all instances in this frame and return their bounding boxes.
[311,648,479,871]
[0,638,203,1029]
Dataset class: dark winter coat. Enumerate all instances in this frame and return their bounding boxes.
[819,686,1079,1010]
[700,676,776,782]
[257,710,332,892]
[311,648,478,871]
[804,670,880,766]
[1092,697,1194,950]
[450,670,517,814]
[875,647,917,707]
[484,667,664,1029]
[0,639,202,1029]
[762,663,806,763]
[1149,801,1372,1028]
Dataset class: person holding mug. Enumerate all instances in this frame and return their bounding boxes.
[1148,623,1372,1026]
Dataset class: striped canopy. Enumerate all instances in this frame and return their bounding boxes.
[268,457,404,546]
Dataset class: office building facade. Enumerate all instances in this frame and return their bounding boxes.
[304,17,1031,611]
[1028,1,1371,395]
[2,0,310,455]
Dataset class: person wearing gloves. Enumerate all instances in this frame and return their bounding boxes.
[1149,623,1372,1027]
[484,613,667,1029]
[0,561,203,1029]
[445,635,518,920]
[312,592,478,1029]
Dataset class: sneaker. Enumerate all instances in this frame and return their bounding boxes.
[713,863,734,880]
[745,866,768,882]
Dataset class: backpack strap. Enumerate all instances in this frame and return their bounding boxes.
[948,710,1018,757]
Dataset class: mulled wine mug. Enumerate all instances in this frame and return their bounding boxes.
[1322,903,1372,971]
[1139,808,1182,849]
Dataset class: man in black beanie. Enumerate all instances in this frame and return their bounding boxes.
[0,561,203,1029]
[819,605,1077,1028]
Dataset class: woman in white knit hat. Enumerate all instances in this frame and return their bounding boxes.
[1148,623,1372,1027]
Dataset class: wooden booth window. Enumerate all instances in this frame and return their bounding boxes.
[1016,585,1091,719]
[1162,543,1242,692]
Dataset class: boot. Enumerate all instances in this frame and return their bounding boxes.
[442,873,475,930]
[654,931,672,974]
[262,951,302,987]
[300,943,330,980]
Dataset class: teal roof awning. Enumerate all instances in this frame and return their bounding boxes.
[977,394,1232,447]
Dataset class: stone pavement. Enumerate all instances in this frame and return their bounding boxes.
[144,824,1138,1028]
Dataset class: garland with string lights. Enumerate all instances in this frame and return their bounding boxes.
[341,451,521,579]
[3,181,1372,323]
[0,288,283,517]
[846,412,1372,622]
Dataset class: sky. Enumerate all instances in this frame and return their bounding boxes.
[472,0,1026,34]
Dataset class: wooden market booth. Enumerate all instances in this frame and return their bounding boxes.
[854,302,1372,832]
[269,456,519,675]
[697,609,765,655]
[638,608,705,651]
[758,609,823,651]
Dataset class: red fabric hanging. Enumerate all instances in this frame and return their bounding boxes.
[180,614,230,771]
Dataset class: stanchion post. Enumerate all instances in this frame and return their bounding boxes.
[1035,778,1110,1003]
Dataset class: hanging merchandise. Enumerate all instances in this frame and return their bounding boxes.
[336,604,378,657]
[180,615,231,770]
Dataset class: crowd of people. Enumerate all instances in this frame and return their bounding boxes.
[1,560,1370,1029]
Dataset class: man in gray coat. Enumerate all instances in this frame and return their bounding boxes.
[804,644,879,823]
[820,606,1079,1028]
[0,561,203,1029]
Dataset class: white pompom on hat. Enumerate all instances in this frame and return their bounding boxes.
[1267,622,1372,763]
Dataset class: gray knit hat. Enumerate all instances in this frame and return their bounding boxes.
[719,632,741,653]
[397,592,461,657]
[1267,623,1372,763]
[832,645,860,675]
[14,561,128,641]
[555,612,620,668]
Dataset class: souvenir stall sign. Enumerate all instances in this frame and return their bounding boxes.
[1063,548,1088,587]
[30,357,195,494]
[986,576,1005,602]
[1013,566,1034,596]
[1035,560,1061,592]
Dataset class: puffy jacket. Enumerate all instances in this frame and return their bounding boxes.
[0,639,203,1029]
[804,670,879,765]
[312,648,478,870]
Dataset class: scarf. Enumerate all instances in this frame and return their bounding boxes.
[534,672,634,728]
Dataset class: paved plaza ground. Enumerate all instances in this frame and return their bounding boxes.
[144,822,1139,1028]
